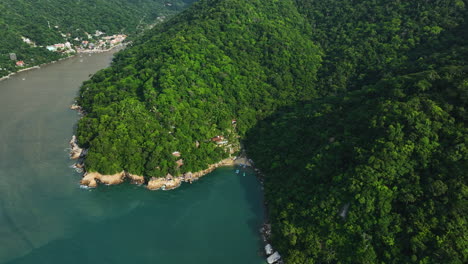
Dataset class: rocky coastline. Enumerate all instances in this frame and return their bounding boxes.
[247,160,283,264]
[146,158,235,190]
[69,107,282,263]
[69,132,236,190]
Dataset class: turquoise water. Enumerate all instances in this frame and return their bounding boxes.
[0,52,265,264]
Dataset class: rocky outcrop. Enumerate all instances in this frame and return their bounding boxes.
[126,172,145,185]
[69,135,85,160]
[70,103,86,116]
[78,158,236,189]
[147,157,234,190]
[267,252,281,264]
[80,171,125,187]
[257,168,283,264]
[147,177,182,190]
[70,104,81,110]
[265,244,273,255]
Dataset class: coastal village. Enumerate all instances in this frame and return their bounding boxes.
[41,30,126,54]
[7,30,127,71]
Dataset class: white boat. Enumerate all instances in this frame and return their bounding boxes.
[236,169,240,174]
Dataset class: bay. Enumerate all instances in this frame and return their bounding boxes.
[0,52,265,264]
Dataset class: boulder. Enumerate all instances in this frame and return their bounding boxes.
[265,244,273,255]
[70,104,80,110]
[267,252,281,264]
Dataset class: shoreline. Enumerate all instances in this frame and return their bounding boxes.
[70,131,252,190]
[69,132,252,190]
[0,55,75,82]
[0,44,125,82]
[74,156,243,190]
[69,134,282,263]
[76,43,125,54]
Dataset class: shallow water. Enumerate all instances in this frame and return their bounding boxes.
[0,52,265,264]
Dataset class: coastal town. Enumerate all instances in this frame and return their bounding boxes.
[31,30,127,54]
[4,31,127,74]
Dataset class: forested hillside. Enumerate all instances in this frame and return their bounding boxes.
[73,0,467,262]
[245,1,468,263]
[0,0,195,76]
[246,52,467,263]
[76,0,322,176]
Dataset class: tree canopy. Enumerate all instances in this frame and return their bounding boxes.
[71,0,467,262]
[76,0,322,176]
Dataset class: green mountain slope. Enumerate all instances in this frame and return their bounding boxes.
[76,0,321,176]
[73,0,467,262]
[245,2,468,264]
[246,67,467,263]
[0,0,195,76]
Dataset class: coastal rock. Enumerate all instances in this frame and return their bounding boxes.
[147,158,235,190]
[87,178,98,188]
[147,177,182,190]
[267,252,281,264]
[80,171,125,187]
[183,172,193,182]
[147,177,166,190]
[127,172,145,185]
[265,244,273,255]
[70,104,81,110]
[69,135,84,160]
[164,178,182,190]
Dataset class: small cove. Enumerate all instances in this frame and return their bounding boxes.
[0,51,265,264]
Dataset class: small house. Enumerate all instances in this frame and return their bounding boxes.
[211,135,228,145]
[211,135,224,142]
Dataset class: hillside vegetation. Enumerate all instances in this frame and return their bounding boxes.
[76,0,322,176]
[0,0,195,76]
[246,0,468,263]
[74,0,467,262]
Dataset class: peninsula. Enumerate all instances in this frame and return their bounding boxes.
[70,0,467,263]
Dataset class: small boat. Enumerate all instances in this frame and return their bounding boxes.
[243,172,246,177]
[235,169,240,174]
